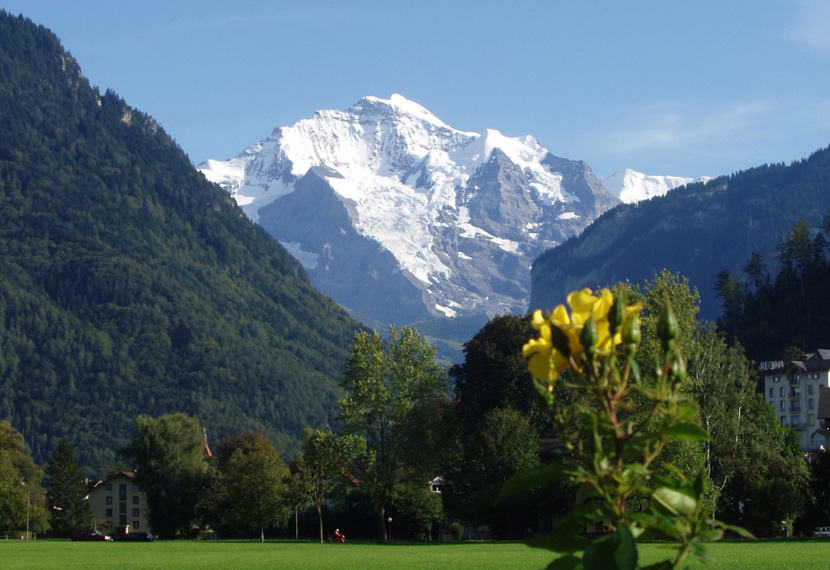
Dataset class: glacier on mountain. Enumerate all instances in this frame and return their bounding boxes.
[198,95,699,324]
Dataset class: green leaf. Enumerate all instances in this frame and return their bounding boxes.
[651,487,697,517]
[543,503,609,553]
[615,525,638,570]
[639,560,674,570]
[582,527,637,570]
[696,528,724,542]
[690,540,715,563]
[693,468,709,498]
[496,463,569,503]
[644,519,685,540]
[717,521,756,539]
[583,533,617,570]
[547,554,582,570]
[527,533,590,554]
[663,422,711,441]
[649,474,685,490]
[675,406,697,421]
[628,359,641,383]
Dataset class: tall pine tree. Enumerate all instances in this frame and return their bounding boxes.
[44,438,92,536]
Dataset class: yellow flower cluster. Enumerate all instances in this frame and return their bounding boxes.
[523,288,642,387]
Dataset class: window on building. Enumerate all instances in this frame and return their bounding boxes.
[810,398,815,410]
[106,508,112,518]
[769,388,774,398]
[104,484,112,492]
[814,374,820,379]
[781,415,787,426]
[780,401,786,411]
[132,508,139,517]
[119,484,127,501]
[780,387,786,397]
[133,521,140,530]
[809,384,814,395]
[774,376,780,382]
[132,484,139,493]
[792,416,800,428]
[106,496,112,505]
[810,414,816,426]
[132,495,139,505]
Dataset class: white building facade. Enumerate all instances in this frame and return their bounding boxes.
[87,471,151,535]
[762,350,830,450]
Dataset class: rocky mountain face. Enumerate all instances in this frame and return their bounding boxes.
[199,95,695,325]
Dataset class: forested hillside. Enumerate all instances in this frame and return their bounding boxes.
[0,12,359,475]
[716,217,830,363]
[530,145,830,320]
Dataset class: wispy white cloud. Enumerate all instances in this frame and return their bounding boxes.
[785,0,830,52]
[590,100,772,156]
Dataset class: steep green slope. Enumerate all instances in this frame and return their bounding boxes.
[0,12,359,474]
[716,218,830,363]
[530,146,830,320]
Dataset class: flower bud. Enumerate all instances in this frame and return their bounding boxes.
[608,292,626,336]
[622,313,641,345]
[670,354,687,384]
[580,313,598,353]
[657,297,678,352]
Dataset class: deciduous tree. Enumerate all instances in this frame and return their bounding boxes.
[338,326,449,542]
[451,314,553,436]
[121,413,209,538]
[0,421,49,535]
[289,428,364,542]
[462,407,540,538]
[209,432,290,542]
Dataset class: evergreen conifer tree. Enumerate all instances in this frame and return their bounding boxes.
[44,438,92,536]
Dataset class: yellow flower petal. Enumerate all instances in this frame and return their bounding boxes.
[551,304,571,326]
[528,352,557,383]
[552,350,570,375]
[526,288,642,385]
[593,289,614,321]
[567,289,597,325]
[522,337,550,359]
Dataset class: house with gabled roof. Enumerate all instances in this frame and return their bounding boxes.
[87,471,151,536]
[762,350,830,450]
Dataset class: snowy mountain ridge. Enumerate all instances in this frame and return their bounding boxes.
[602,168,710,203]
[199,95,700,324]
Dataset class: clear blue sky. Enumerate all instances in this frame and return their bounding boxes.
[4,1,830,178]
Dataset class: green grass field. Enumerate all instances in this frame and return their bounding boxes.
[2,539,829,569]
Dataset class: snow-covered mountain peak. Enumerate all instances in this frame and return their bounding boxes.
[197,96,620,323]
[602,169,710,204]
[200,95,571,220]
[352,94,453,129]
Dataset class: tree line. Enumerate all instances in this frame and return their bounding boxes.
[716,213,830,363]
[3,269,822,540]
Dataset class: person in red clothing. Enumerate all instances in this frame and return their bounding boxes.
[333,529,345,543]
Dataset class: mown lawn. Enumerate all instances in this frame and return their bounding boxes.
[2,538,829,569]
